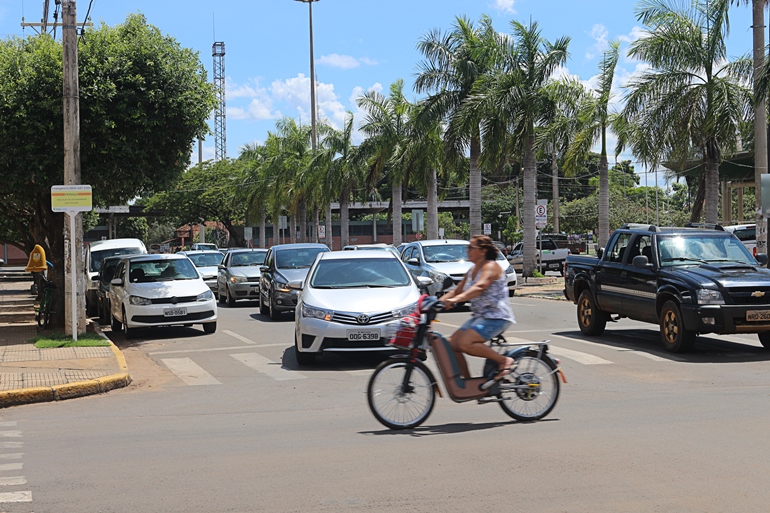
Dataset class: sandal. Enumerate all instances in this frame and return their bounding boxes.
[494,357,515,380]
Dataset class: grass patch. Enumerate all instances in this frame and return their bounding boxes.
[32,332,111,348]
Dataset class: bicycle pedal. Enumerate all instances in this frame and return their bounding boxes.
[479,379,495,391]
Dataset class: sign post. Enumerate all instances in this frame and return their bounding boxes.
[51,185,92,341]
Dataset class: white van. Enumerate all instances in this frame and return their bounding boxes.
[85,238,147,316]
[724,224,757,256]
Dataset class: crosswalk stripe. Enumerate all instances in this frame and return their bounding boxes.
[0,432,21,438]
[230,353,307,381]
[0,463,23,472]
[161,358,222,386]
[0,423,17,427]
[0,491,32,502]
[223,330,257,345]
[0,443,22,449]
[0,454,22,460]
[547,346,613,365]
[0,477,26,486]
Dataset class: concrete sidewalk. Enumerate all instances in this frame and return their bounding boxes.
[0,267,130,408]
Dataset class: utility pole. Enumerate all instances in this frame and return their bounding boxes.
[61,0,86,335]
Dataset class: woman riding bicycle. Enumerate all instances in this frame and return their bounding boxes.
[441,235,516,381]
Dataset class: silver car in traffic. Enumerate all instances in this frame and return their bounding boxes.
[217,248,268,307]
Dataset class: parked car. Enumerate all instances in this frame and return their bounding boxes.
[178,250,224,296]
[85,238,147,317]
[259,243,331,320]
[564,223,770,352]
[342,243,400,257]
[95,255,123,325]
[723,224,757,256]
[217,248,268,307]
[108,254,217,338]
[399,239,517,296]
[291,250,431,364]
[508,237,570,275]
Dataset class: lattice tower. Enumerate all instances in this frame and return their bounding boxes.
[212,42,226,161]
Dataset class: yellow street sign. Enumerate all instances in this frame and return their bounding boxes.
[51,185,92,212]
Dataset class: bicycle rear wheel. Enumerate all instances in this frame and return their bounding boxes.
[41,301,52,329]
[498,350,560,422]
[367,360,435,430]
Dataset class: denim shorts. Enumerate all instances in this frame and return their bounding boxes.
[458,317,512,340]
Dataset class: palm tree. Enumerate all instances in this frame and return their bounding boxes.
[563,40,620,249]
[415,14,501,238]
[463,20,569,276]
[538,77,591,235]
[357,80,414,246]
[238,142,271,247]
[314,114,362,249]
[620,0,753,224]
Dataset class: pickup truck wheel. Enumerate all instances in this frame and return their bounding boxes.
[577,290,608,336]
[660,300,696,353]
[757,332,770,348]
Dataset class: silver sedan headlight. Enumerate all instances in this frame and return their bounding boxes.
[129,295,152,306]
[302,304,333,321]
[696,289,725,305]
[197,290,214,301]
[392,302,418,318]
[229,275,247,284]
[428,270,447,283]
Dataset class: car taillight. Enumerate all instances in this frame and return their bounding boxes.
[754,247,757,257]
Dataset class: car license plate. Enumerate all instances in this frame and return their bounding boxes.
[347,329,380,341]
[163,307,187,317]
[746,310,770,321]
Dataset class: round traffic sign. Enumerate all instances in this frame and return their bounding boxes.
[535,204,547,216]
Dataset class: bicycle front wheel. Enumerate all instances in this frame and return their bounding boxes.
[367,360,435,430]
[498,350,560,422]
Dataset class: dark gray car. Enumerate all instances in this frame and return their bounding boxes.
[259,243,330,320]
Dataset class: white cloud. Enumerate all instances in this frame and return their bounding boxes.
[317,53,378,69]
[491,0,516,14]
[585,24,609,60]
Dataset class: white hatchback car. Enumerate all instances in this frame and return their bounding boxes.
[291,251,430,365]
[108,254,217,338]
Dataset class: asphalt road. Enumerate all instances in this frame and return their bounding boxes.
[2,297,770,512]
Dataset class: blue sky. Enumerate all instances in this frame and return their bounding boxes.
[0,0,758,189]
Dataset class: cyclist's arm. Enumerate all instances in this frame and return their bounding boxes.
[447,261,500,304]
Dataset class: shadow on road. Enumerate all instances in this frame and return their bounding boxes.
[360,418,560,437]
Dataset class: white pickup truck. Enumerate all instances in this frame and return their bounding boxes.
[508,238,570,275]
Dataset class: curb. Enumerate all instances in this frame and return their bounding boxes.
[0,325,132,409]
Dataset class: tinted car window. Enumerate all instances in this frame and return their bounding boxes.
[100,259,121,286]
[732,227,756,242]
[275,248,327,269]
[422,244,468,263]
[310,258,411,288]
[90,247,143,272]
[129,259,199,282]
[231,252,266,266]
[187,253,224,267]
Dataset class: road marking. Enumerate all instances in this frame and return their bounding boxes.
[223,330,257,345]
[549,334,684,362]
[0,454,22,460]
[0,423,16,427]
[346,370,372,376]
[0,477,26,486]
[149,344,287,356]
[0,491,32,502]
[161,358,222,386]
[0,432,22,438]
[546,346,613,365]
[0,463,23,472]
[0,443,22,449]
[230,353,307,381]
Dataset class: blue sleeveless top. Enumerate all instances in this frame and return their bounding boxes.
[465,263,516,323]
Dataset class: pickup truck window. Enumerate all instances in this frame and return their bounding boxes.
[607,232,632,263]
[657,235,754,266]
[626,234,652,261]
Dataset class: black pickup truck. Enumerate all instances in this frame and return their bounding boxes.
[564,223,770,352]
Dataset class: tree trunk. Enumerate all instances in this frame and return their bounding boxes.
[523,134,537,277]
[469,136,482,237]
[259,210,266,248]
[753,0,768,254]
[313,208,320,243]
[598,153,609,248]
[289,215,297,244]
[298,199,307,243]
[325,203,333,250]
[427,168,438,239]
[704,141,720,224]
[392,181,403,246]
[340,189,350,248]
[690,172,706,222]
[552,148,560,234]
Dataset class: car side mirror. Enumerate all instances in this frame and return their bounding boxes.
[110,278,123,286]
[632,255,653,269]
[287,279,303,290]
[407,257,420,265]
[259,266,269,272]
[91,275,101,282]
[597,247,604,259]
[756,253,769,266]
[415,276,432,293]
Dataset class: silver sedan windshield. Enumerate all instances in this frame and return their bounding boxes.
[309,259,411,288]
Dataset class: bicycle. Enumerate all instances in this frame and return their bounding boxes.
[35,274,56,329]
[367,295,566,430]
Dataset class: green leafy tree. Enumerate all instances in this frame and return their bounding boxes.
[116,217,149,241]
[146,159,247,247]
[0,14,214,326]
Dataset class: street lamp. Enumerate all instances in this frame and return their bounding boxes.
[294,0,319,152]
